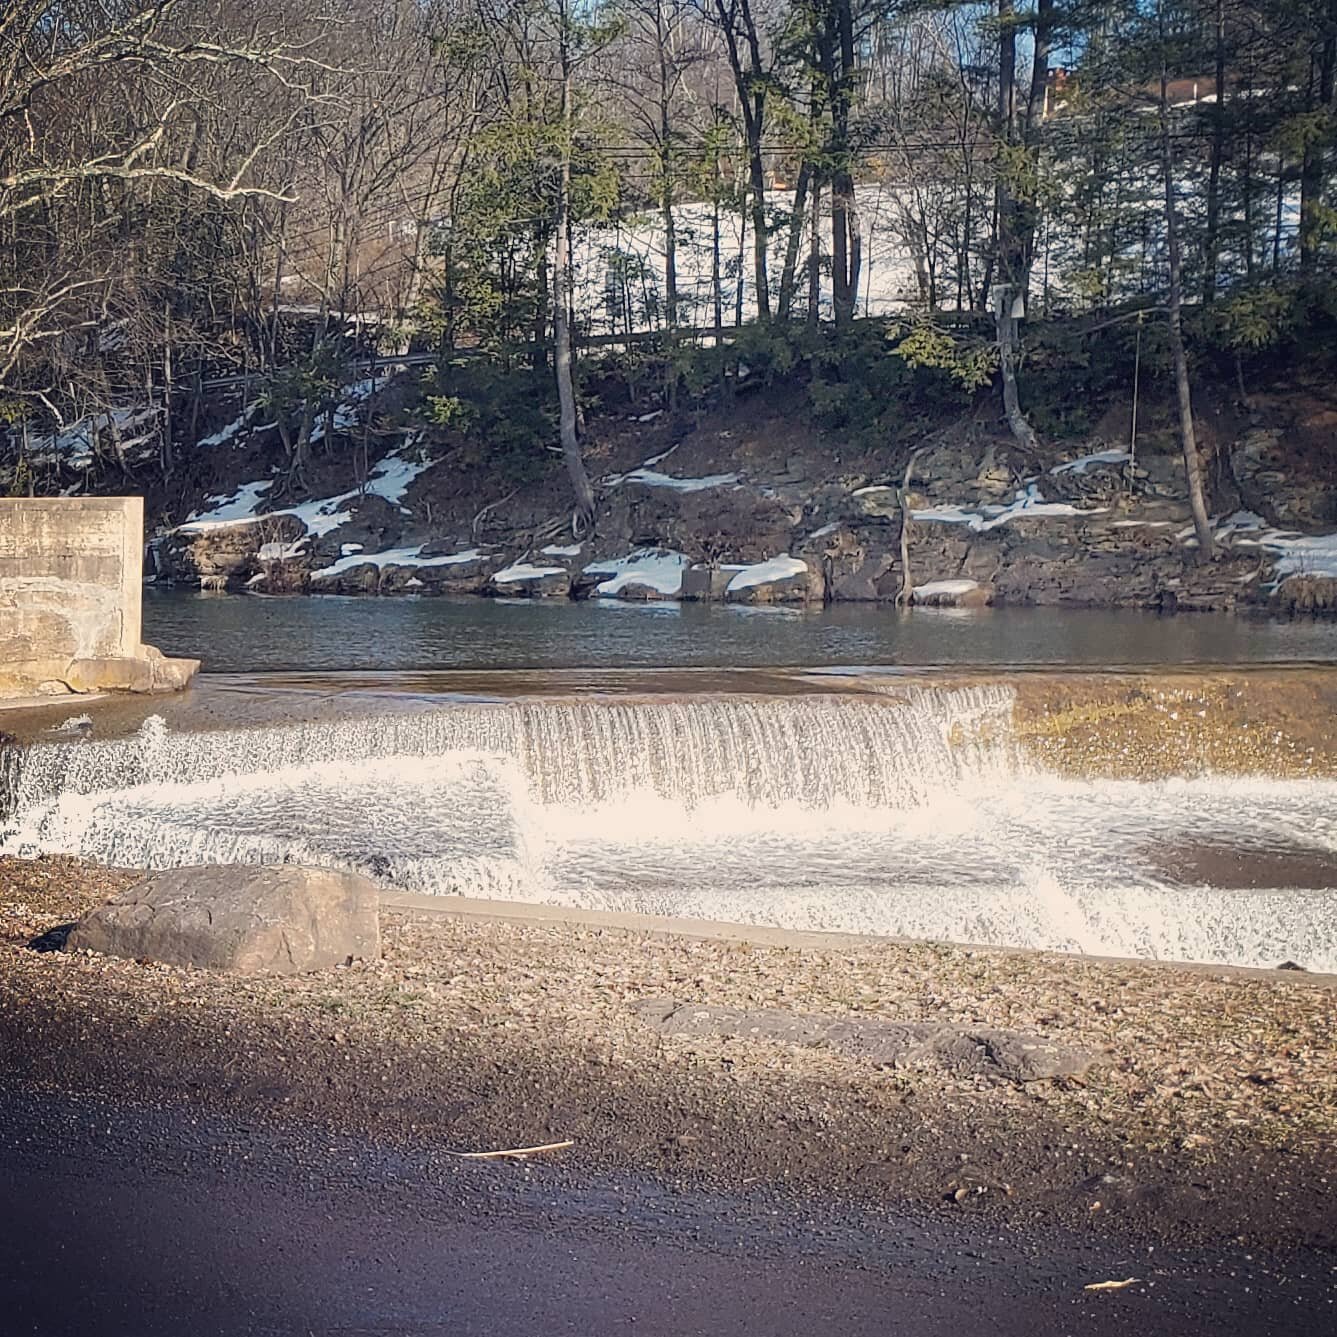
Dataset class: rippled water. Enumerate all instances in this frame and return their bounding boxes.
[143,589,1337,672]
[6,686,1336,971]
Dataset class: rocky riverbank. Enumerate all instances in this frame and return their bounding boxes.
[126,366,1337,616]
[3,855,1334,1250]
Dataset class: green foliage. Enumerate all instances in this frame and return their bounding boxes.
[1202,284,1302,353]
[429,108,621,353]
[426,395,476,432]
[889,316,996,391]
[5,456,31,497]
[423,358,556,484]
[258,343,343,423]
[808,323,976,445]
[728,321,812,384]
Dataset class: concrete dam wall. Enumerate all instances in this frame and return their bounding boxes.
[0,497,197,699]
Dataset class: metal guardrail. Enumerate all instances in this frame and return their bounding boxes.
[196,326,742,392]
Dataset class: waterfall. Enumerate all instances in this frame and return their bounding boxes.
[4,682,1336,971]
[2,685,1020,820]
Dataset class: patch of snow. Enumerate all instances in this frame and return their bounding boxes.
[1186,512,1337,584]
[615,468,740,492]
[277,495,354,538]
[363,449,433,509]
[1216,510,1267,535]
[914,485,1102,533]
[1050,449,1132,475]
[32,407,158,465]
[584,548,691,596]
[635,410,664,422]
[179,443,432,539]
[308,374,400,445]
[340,543,365,556]
[912,578,980,601]
[1260,531,1337,581]
[198,402,265,448]
[808,522,840,540]
[639,444,680,469]
[911,503,980,526]
[541,544,584,557]
[179,481,273,531]
[311,546,484,581]
[852,484,895,497]
[257,540,306,562]
[405,578,424,589]
[726,554,808,592]
[492,561,566,583]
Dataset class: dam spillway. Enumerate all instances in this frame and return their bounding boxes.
[3,673,1336,972]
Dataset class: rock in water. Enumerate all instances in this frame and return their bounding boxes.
[67,865,381,975]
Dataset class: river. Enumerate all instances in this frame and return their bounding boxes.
[5,595,1336,972]
[143,588,1337,671]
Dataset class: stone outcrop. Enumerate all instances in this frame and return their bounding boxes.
[633,999,1105,1083]
[490,565,572,598]
[68,864,381,975]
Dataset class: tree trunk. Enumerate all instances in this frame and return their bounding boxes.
[712,194,723,339]
[553,57,595,528]
[659,83,679,409]
[831,0,858,327]
[714,0,770,319]
[160,303,174,480]
[777,159,813,321]
[1160,49,1214,560]
[661,179,678,334]
[992,0,1041,453]
[1300,6,1337,271]
[747,133,770,320]
[735,181,749,328]
[895,449,924,608]
[807,177,822,327]
[534,251,549,372]
[996,296,1038,453]
[1202,0,1226,302]
[1304,3,1337,270]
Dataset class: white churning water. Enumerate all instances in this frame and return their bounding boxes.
[3,685,1336,971]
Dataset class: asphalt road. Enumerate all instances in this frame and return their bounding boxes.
[0,1087,1332,1336]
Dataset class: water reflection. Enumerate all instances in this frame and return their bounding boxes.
[144,589,1337,673]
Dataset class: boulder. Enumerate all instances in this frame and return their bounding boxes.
[67,864,381,975]
[723,555,824,604]
[489,565,571,598]
[679,565,734,601]
[911,578,993,609]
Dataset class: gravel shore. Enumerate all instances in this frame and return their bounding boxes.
[2,855,1334,1249]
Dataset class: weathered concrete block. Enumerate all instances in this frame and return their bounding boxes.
[68,864,382,975]
[0,497,197,698]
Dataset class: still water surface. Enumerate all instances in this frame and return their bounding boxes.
[144,589,1337,672]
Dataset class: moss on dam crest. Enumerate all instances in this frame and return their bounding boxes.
[850,667,1337,781]
[1010,669,1337,780]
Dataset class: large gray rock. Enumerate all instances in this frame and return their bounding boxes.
[68,864,381,975]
